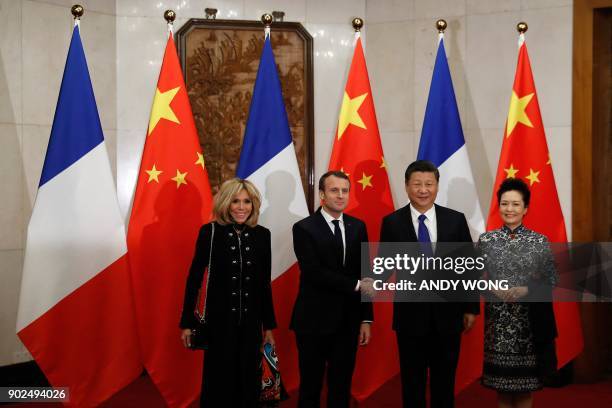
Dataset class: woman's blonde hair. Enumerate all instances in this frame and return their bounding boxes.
[213,178,261,227]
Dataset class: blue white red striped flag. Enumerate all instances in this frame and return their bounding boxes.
[236,34,309,392]
[417,34,485,393]
[237,35,309,279]
[417,37,484,239]
[17,24,141,406]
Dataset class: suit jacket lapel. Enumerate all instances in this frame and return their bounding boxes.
[344,216,354,255]
[434,204,448,242]
[315,209,335,241]
[403,204,418,242]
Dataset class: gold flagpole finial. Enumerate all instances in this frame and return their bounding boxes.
[164,10,176,24]
[71,4,84,20]
[204,8,217,19]
[352,17,364,32]
[261,13,273,28]
[517,22,528,34]
[436,19,447,33]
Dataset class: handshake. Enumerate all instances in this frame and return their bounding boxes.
[359,277,376,298]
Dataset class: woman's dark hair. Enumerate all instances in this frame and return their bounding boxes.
[319,170,350,191]
[404,160,440,183]
[496,178,531,207]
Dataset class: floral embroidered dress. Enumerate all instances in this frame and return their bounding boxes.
[478,224,557,393]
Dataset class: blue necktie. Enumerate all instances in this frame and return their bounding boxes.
[418,214,433,256]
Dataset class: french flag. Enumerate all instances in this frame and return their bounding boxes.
[16,24,141,406]
[417,34,485,393]
[236,34,309,392]
[417,36,484,239]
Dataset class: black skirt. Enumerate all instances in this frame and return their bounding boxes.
[200,323,262,407]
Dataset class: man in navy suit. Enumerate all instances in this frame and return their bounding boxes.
[291,170,373,408]
[380,160,479,408]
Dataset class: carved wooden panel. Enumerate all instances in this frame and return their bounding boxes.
[175,19,314,211]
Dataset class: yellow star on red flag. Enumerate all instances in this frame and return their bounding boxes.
[337,91,368,139]
[148,86,181,135]
[357,172,373,190]
[525,168,540,186]
[504,163,519,179]
[171,169,188,188]
[145,164,163,183]
[195,152,205,169]
[506,91,534,137]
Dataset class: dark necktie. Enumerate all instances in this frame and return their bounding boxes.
[332,219,344,266]
[418,214,433,256]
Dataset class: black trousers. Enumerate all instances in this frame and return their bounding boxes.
[295,330,359,408]
[396,331,462,408]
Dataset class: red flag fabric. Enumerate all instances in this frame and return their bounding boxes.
[486,38,583,367]
[127,33,213,407]
[328,36,398,400]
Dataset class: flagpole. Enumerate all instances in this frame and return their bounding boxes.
[352,17,363,43]
[71,4,83,27]
[436,19,447,44]
[164,9,176,36]
[517,21,528,47]
[262,13,272,38]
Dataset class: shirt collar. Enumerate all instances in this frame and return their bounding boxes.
[321,207,344,224]
[409,203,436,222]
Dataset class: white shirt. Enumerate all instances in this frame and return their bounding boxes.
[320,207,346,263]
[410,204,437,243]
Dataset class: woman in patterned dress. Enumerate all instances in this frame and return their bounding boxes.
[478,178,558,408]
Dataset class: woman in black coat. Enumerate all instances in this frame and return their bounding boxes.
[180,178,276,407]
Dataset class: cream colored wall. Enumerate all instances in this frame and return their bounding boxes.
[0,0,572,367]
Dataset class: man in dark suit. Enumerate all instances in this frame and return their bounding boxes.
[291,170,373,408]
[379,160,479,408]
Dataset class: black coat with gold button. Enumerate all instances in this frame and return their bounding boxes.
[180,221,277,333]
[180,221,277,407]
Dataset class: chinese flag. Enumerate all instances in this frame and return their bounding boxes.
[486,38,583,367]
[328,36,398,400]
[127,33,213,407]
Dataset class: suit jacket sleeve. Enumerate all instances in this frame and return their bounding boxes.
[179,224,210,329]
[261,228,277,330]
[457,214,480,315]
[293,222,358,294]
[376,215,396,283]
[360,222,374,322]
